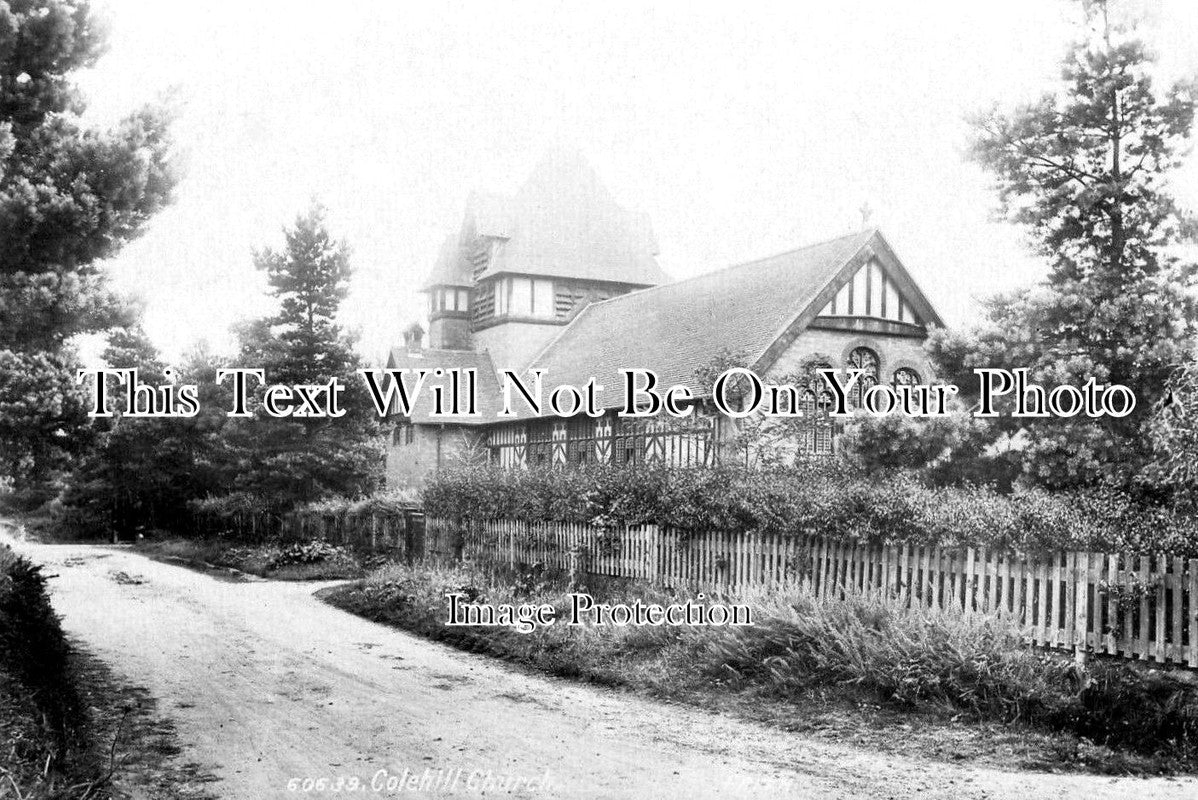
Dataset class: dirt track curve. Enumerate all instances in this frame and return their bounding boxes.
[8,535,1198,799]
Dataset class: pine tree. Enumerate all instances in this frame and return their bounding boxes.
[929,0,1198,489]
[253,204,355,385]
[222,204,385,507]
[0,1,175,493]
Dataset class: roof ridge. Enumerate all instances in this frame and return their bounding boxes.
[387,346,495,361]
[722,227,876,271]
[565,227,877,312]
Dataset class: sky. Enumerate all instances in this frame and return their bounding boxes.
[76,0,1198,363]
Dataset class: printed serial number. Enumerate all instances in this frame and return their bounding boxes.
[287,776,367,792]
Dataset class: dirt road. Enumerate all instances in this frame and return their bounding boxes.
[8,537,1198,799]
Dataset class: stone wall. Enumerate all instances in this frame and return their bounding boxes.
[384,424,485,488]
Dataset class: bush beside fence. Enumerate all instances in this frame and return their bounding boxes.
[422,464,1198,558]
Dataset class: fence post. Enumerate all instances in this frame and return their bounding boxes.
[1073,552,1088,667]
[966,548,978,617]
[1172,556,1184,665]
[1156,554,1168,663]
[1069,554,1078,649]
[1188,558,1198,669]
[568,540,586,590]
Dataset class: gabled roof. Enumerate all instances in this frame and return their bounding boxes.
[383,348,505,425]
[525,228,941,400]
[422,151,668,290]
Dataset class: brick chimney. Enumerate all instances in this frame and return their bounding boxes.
[403,322,425,354]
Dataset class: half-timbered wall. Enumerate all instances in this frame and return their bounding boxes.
[817,258,921,325]
[486,410,720,469]
[482,393,850,470]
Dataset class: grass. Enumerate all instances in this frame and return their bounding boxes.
[137,537,368,581]
[322,561,1198,774]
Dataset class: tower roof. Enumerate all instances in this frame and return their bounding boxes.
[422,151,667,290]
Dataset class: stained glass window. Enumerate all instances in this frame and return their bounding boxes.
[846,347,879,408]
[526,420,553,466]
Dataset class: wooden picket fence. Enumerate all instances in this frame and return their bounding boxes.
[276,509,426,555]
[433,518,1198,669]
[191,507,426,556]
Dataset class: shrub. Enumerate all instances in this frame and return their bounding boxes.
[1056,662,1198,752]
[422,464,1198,557]
[0,545,83,767]
[188,491,279,518]
[702,588,1064,719]
[841,410,1022,491]
[347,491,420,515]
[268,540,349,569]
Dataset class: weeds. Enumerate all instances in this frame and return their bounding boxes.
[324,562,1198,767]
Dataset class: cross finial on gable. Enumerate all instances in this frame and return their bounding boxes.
[859,201,873,229]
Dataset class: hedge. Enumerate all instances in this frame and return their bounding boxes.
[187,489,419,521]
[421,463,1198,558]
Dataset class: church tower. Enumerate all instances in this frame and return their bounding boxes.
[422,152,666,372]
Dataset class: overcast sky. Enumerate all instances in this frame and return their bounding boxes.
[78,0,1198,363]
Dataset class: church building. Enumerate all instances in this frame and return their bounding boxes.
[384,153,942,486]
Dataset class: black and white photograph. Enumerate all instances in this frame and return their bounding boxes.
[5,0,1198,797]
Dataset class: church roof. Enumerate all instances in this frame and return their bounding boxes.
[422,151,667,290]
[384,348,505,425]
[524,228,941,402]
[394,227,942,423]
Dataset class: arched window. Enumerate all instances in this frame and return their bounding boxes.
[798,363,837,455]
[846,347,879,408]
[816,390,835,453]
[801,388,817,416]
[566,416,593,464]
[613,417,644,464]
[893,367,921,387]
[526,420,553,466]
